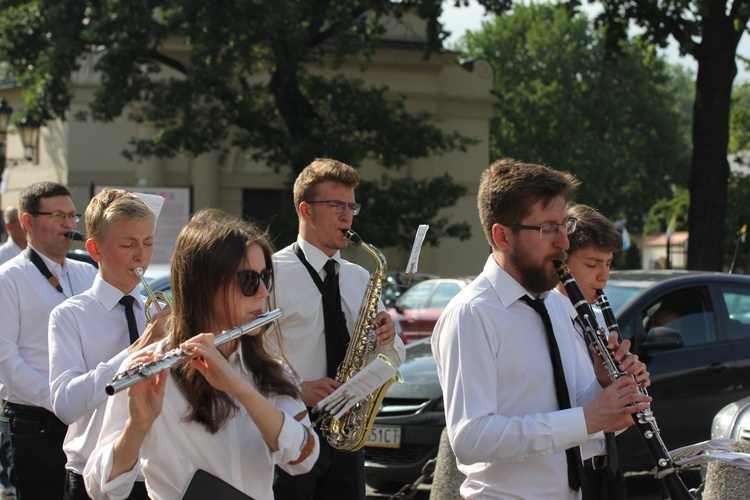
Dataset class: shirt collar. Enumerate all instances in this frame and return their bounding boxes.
[29,243,69,276]
[483,254,551,308]
[296,236,341,273]
[91,274,143,312]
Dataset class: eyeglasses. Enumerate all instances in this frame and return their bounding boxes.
[504,218,577,239]
[307,199,361,216]
[237,268,274,297]
[29,211,81,223]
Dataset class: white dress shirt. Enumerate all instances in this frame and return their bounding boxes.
[49,274,148,474]
[267,237,405,381]
[0,239,21,266]
[83,342,319,500]
[552,288,608,461]
[0,246,97,409]
[431,255,603,499]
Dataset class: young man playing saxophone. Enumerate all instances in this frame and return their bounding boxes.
[267,158,405,500]
[48,188,169,499]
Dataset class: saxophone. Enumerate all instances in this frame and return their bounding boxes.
[320,229,404,451]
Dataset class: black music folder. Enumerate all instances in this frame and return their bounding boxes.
[181,469,254,500]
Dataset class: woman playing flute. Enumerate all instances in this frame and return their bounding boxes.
[84,209,318,499]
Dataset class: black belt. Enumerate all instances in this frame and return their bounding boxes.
[4,401,57,418]
[583,455,608,470]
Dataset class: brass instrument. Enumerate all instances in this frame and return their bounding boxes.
[134,267,172,321]
[320,230,404,452]
[106,308,284,395]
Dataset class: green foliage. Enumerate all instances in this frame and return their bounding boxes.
[458,2,692,233]
[643,189,690,236]
[0,0,477,249]
[355,174,471,251]
[730,83,750,154]
[725,173,750,271]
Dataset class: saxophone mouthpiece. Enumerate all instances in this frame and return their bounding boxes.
[342,229,362,245]
[65,231,86,242]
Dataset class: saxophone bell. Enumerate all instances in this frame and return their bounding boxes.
[134,267,172,322]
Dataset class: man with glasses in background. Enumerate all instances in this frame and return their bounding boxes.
[267,158,405,500]
[0,182,97,499]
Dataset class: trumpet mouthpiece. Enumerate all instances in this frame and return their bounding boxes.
[133,267,146,278]
[65,231,86,242]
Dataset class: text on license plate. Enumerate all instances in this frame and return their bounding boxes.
[366,425,401,448]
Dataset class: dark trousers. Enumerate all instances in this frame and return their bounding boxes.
[1,402,68,500]
[0,408,13,489]
[64,470,150,500]
[584,464,627,500]
[273,427,365,500]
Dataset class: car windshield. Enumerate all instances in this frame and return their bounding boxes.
[602,283,645,315]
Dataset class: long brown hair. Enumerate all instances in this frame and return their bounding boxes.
[168,208,299,433]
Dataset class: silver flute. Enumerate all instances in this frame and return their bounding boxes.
[105,308,284,395]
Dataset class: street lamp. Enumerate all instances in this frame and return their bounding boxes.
[0,98,41,177]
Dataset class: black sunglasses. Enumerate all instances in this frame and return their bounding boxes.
[236,268,274,297]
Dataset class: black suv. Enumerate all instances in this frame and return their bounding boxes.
[606,270,750,472]
[364,270,750,490]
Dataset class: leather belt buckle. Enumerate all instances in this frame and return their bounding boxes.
[585,455,608,470]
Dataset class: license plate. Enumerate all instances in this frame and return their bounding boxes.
[366,425,401,448]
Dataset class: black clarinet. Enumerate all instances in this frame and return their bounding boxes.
[554,260,693,500]
[595,289,620,339]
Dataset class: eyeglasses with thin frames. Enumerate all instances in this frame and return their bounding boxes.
[503,218,577,239]
[28,211,81,223]
[237,268,274,297]
[306,199,361,216]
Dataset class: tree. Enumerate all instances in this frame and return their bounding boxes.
[459,2,691,233]
[589,0,750,271]
[466,0,750,270]
[0,0,473,250]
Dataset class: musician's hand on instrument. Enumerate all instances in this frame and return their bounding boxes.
[373,311,396,346]
[607,337,651,388]
[127,307,171,354]
[583,376,652,434]
[301,378,342,406]
[181,333,244,395]
[126,352,168,429]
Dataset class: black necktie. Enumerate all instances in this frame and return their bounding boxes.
[119,295,140,344]
[521,295,587,495]
[322,260,349,378]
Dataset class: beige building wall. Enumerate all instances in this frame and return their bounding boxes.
[0,12,494,277]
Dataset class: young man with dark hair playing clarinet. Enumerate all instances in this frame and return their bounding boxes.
[553,203,651,499]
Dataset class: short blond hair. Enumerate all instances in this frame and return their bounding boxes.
[85,188,156,239]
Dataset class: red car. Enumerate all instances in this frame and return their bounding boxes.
[387,277,473,343]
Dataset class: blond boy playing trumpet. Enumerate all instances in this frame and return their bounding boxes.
[48,188,169,500]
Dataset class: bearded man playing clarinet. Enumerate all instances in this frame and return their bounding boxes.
[552,203,651,499]
[432,159,651,499]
